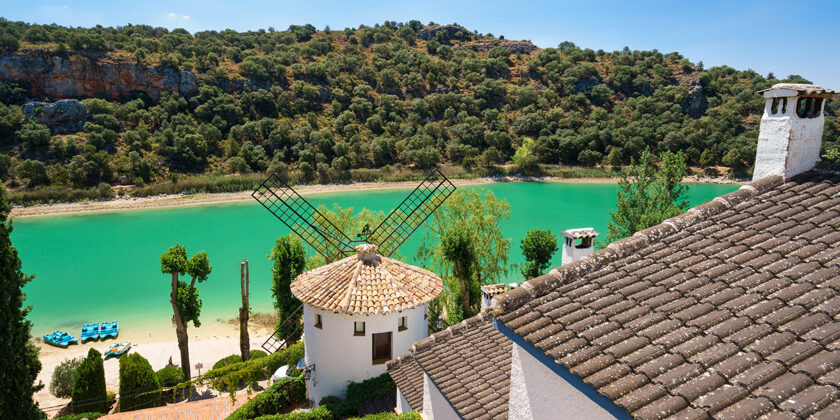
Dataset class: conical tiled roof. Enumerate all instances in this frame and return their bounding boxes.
[290,244,443,315]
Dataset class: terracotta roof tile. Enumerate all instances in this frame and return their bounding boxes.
[488,170,840,418]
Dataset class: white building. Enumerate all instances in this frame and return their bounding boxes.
[560,227,599,265]
[290,243,442,405]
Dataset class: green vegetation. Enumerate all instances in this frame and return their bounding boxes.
[269,235,307,342]
[118,353,162,412]
[1,20,835,204]
[159,243,212,379]
[226,375,307,420]
[606,148,688,243]
[50,356,83,399]
[54,413,104,420]
[0,184,42,419]
[71,348,108,414]
[418,189,511,322]
[519,228,558,278]
[211,350,268,371]
[155,365,186,388]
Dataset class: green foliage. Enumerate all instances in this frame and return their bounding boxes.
[440,222,477,320]
[250,349,268,359]
[54,413,104,420]
[50,357,83,399]
[519,228,558,279]
[226,376,306,420]
[118,353,162,412]
[0,20,801,204]
[0,184,42,419]
[71,348,107,414]
[16,121,51,151]
[606,148,688,243]
[213,354,244,370]
[190,341,305,395]
[269,235,307,342]
[418,189,511,322]
[823,145,840,164]
[155,365,186,388]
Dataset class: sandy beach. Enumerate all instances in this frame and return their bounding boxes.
[11,175,744,219]
[35,320,274,418]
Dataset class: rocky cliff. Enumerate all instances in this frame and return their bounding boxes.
[23,99,88,133]
[0,50,198,100]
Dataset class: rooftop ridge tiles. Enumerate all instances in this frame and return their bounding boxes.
[491,175,785,316]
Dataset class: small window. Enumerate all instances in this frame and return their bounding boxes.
[398,316,407,331]
[771,97,781,114]
[354,321,365,336]
[372,332,392,364]
[314,314,322,329]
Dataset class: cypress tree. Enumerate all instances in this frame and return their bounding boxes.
[71,348,107,414]
[0,184,42,419]
[118,353,161,411]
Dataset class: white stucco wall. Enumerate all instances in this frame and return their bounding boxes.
[561,242,594,265]
[509,342,618,420]
[396,387,412,414]
[753,96,826,180]
[303,303,428,405]
[422,372,460,420]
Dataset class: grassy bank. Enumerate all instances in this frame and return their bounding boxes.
[8,164,616,206]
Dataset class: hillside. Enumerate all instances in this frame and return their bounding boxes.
[0,19,837,204]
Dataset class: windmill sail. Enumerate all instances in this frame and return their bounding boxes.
[252,173,355,261]
[368,168,456,256]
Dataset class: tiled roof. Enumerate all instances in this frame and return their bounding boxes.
[291,244,443,315]
[387,312,513,419]
[494,168,840,419]
[481,283,510,297]
[387,354,424,411]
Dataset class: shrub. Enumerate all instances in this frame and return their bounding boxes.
[212,354,242,370]
[50,357,83,399]
[54,413,104,420]
[71,349,107,414]
[155,365,186,388]
[200,342,304,393]
[118,353,161,412]
[250,349,268,360]
[318,395,341,406]
[253,406,333,420]
[226,376,306,420]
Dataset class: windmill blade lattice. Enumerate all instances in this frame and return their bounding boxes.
[252,173,355,261]
[368,168,456,256]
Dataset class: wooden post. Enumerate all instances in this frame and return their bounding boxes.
[240,259,251,361]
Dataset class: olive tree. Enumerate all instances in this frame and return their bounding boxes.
[160,244,211,379]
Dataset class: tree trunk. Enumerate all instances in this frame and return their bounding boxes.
[239,259,250,362]
[170,272,190,379]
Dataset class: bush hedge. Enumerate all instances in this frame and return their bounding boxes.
[226,375,306,420]
[155,365,186,388]
[195,342,304,394]
[50,357,83,399]
[213,354,243,370]
[250,349,268,360]
[118,353,162,412]
[54,412,105,420]
[71,349,107,414]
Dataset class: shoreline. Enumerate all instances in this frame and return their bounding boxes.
[11,175,745,219]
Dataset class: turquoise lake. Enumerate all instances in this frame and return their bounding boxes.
[12,182,737,336]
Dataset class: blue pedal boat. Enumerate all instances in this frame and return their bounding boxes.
[43,331,78,348]
[80,323,99,342]
[99,321,118,339]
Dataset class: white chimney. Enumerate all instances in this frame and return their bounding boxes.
[753,83,838,180]
[561,228,599,265]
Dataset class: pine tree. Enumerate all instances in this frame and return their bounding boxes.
[0,184,43,419]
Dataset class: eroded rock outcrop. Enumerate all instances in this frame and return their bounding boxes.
[452,39,539,54]
[0,50,198,100]
[23,99,88,133]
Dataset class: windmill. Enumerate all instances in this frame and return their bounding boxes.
[252,168,456,353]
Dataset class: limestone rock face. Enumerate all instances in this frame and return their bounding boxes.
[0,50,200,100]
[23,99,88,134]
[684,81,708,118]
[417,25,465,40]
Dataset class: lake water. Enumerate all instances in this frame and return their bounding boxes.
[13,182,737,336]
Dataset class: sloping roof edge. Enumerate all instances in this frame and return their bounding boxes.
[490,174,785,315]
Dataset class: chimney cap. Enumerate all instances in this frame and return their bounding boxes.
[561,227,600,240]
[758,83,839,98]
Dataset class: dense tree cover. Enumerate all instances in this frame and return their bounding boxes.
[0,184,42,419]
[606,148,688,243]
[159,244,212,379]
[1,19,835,197]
